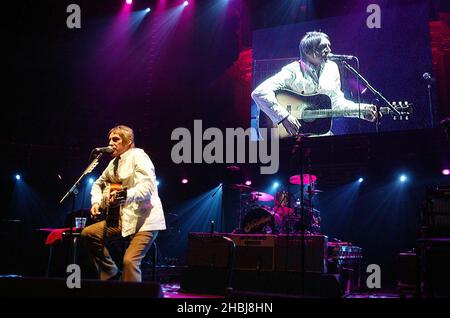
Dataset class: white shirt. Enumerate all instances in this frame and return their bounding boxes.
[251,60,369,126]
[91,148,166,237]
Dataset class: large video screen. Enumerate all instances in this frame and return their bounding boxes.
[250,2,434,139]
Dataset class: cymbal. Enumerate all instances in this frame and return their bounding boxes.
[251,191,274,202]
[231,184,254,191]
[289,174,317,185]
[307,189,324,194]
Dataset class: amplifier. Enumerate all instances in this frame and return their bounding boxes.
[186,233,234,268]
[421,186,450,237]
[417,238,450,297]
[396,251,417,288]
[230,234,276,271]
[275,235,328,273]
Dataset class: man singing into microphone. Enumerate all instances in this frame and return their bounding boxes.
[81,125,166,282]
[251,31,378,136]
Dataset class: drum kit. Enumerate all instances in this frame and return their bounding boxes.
[232,173,322,235]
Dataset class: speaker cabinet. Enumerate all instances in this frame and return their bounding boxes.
[186,233,233,268]
[230,234,276,271]
[275,235,328,273]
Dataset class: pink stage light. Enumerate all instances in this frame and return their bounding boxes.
[126,0,133,5]
[183,1,189,6]
[442,169,450,176]
[181,178,189,184]
[245,180,252,186]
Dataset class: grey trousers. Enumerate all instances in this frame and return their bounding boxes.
[81,220,157,282]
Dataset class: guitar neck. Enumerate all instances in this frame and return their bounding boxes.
[302,107,393,120]
[302,108,364,119]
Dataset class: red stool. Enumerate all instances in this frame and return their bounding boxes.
[42,227,81,277]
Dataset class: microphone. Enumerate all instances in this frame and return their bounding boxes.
[328,53,356,61]
[423,72,433,81]
[93,146,114,153]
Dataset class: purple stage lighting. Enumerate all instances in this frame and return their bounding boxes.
[126,0,133,5]
[183,1,189,6]
[442,169,450,176]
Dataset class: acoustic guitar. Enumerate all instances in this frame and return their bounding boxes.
[269,89,412,138]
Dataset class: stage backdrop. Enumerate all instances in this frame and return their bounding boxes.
[251,2,434,138]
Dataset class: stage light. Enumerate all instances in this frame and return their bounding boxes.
[272,181,280,189]
[156,180,160,186]
[399,174,407,183]
[442,169,450,176]
[126,0,133,5]
[183,1,189,6]
[181,178,189,184]
[88,177,94,184]
[245,180,252,186]
[15,174,21,181]
[358,177,364,183]
[145,8,151,13]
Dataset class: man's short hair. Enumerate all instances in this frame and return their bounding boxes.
[109,125,135,147]
[299,31,330,60]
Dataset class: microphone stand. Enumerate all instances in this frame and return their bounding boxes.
[291,134,308,295]
[341,60,401,133]
[211,183,224,232]
[59,151,104,263]
[426,78,434,127]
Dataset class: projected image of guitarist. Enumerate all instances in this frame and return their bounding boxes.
[251,31,378,137]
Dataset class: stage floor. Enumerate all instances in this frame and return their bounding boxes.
[160,282,401,299]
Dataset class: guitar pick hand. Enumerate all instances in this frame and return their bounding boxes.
[281,114,302,136]
[109,189,127,207]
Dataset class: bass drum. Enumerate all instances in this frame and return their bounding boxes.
[242,207,275,234]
